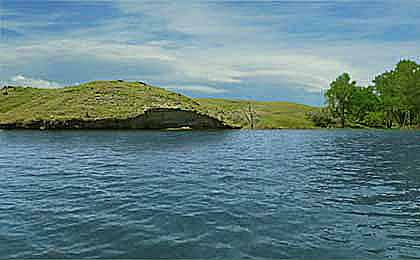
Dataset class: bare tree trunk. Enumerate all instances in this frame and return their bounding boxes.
[393,110,405,128]
[416,111,420,127]
[386,110,393,128]
[402,111,407,128]
[417,112,420,127]
[243,102,255,129]
[408,110,411,128]
[248,103,254,129]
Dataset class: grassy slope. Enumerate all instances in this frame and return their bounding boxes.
[0,81,317,129]
[0,81,200,124]
[197,98,317,129]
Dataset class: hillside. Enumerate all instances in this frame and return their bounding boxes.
[197,98,317,129]
[0,80,316,129]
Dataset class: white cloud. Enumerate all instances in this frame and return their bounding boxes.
[1,0,420,103]
[165,84,228,94]
[115,1,263,41]
[2,39,174,64]
[2,36,418,94]
[2,75,62,88]
[111,1,420,91]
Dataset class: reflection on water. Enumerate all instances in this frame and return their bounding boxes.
[1,130,420,259]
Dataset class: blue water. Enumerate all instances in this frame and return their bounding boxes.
[1,130,420,259]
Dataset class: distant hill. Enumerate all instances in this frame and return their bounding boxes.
[0,80,317,129]
[197,98,317,129]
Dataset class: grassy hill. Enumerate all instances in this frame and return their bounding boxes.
[0,80,317,129]
[197,98,316,129]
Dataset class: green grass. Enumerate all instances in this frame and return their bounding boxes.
[0,80,317,129]
[197,98,317,129]
[0,81,200,124]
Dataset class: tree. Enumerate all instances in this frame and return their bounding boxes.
[349,86,380,124]
[399,60,420,126]
[374,60,420,127]
[244,102,256,128]
[325,73,357,127]
[316,60,420,129]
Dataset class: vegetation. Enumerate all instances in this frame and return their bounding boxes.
[196,98,316,129]
[309,60,420,128]
[5,60,418,130]
[0,80,317,129]
[0,81,201,124]
[325,73,357,128]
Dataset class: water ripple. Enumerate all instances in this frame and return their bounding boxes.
[1,130,420,259]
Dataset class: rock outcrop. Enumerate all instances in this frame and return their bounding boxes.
[0,108,237,130]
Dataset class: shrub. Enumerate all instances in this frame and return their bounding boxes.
[307,109,333,127]
[363,111,386,128]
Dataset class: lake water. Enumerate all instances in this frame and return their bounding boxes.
[1,130,420,259]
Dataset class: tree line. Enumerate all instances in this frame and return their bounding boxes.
[309,60,420,128]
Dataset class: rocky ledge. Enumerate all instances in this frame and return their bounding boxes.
[0,108,238,130]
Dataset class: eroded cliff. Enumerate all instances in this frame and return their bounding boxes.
[0,108,236,130]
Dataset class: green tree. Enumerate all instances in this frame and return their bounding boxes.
[374,60,420,127]
[349,86,380,125]
[319,59,420,129]
[399,60,420,126]
[325,73,357,127]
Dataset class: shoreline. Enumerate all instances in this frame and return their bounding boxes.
[1,126,418,131]
[0,81,316,130]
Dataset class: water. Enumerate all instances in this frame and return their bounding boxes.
[1,130,420,259]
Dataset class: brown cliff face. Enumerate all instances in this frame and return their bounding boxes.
[0,108,238,130]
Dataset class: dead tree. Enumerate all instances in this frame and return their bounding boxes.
[243,102,256,129]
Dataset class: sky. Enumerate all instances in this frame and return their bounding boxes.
[1,0,420,106]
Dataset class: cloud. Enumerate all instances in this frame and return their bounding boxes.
[2,26,418,97]
[111,1,420,91]
[1,1,420,106]
[165,85,228,94]
[1,39,174,64]
[2,75,62,88]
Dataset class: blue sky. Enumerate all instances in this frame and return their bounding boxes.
[1,0,420,105]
